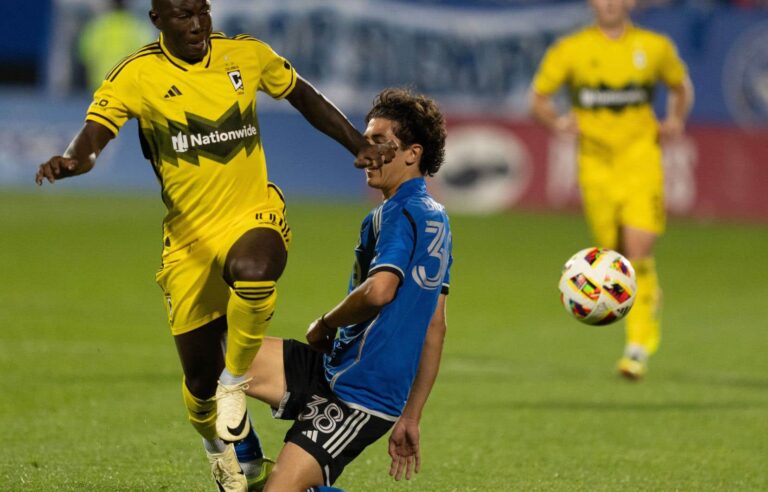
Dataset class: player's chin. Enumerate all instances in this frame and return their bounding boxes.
[190,47,207,60]
[365,175,382,189]
[184,41,208,60]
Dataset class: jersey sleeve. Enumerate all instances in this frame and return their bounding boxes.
[532,38,571,95]
[441,252,453,295]
[253,40,298,100]
[84,66,142,136]
[657,36,687,87]
[369,206,416,282]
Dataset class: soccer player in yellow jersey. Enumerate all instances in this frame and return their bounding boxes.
[530,0,694,380]
[36,0,395,490]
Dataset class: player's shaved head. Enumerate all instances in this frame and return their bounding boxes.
[151,0,204,13]
[151,0,181,10]
[149,0,212,63]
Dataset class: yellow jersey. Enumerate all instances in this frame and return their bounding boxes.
[86,32,297,252]
[532,24,687,148]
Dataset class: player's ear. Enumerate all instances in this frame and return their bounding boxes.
[149,10,160,28]
[405,143,423,167]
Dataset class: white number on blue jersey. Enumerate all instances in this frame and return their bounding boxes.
[412,220,450,290]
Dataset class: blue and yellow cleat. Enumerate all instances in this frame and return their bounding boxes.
[243,457,275,492]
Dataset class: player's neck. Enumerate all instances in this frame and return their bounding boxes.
[596,20,629,40]
[160,33,208,65]
[381,174,422,199]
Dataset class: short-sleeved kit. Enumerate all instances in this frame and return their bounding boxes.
[325,178,453,419]
[532,25,688,246]
[86,33,296,333]
[272,178,453,485]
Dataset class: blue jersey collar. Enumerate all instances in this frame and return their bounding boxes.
[390,177,426,202]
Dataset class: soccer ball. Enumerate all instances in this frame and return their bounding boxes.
[558,247,637,325]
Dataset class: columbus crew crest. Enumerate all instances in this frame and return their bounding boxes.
[227,69,244,92]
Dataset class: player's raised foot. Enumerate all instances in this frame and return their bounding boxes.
[241,457,275,491]
[215,379,252,442]
[617,345,648,380]
[207,444,248,492]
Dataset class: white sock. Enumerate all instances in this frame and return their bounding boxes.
[219,367,247,385]
[239,459,264,477]
[203,437,228,454]
[625,343,648,361]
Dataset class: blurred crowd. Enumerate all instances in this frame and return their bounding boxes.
[637,0,768,7]
[1,0,766,89]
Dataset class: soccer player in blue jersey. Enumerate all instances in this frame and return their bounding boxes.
[240,88,452,491]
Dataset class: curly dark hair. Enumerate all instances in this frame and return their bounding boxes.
[365,88,446,176]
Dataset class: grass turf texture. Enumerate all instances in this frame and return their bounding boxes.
[1,191,766,491]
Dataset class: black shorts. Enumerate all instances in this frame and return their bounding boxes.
[275,339,395,485]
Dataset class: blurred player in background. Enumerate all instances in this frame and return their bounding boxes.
[241,88,451,491]
[79,0,154,91]
[36,0,394,490]
[529,0,694,379]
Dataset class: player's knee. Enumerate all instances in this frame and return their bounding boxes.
[225,229,287,283]
[227,254,285,283]
[184,373,218,400]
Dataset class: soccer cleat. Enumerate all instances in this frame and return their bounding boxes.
[242,457,275,491]
[215,379,252,442]
[617,354,647,380]
[207,444,248,492]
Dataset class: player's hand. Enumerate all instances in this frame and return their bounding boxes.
[554,114,579,136]
[354,141,397,169]
[35,156,78,185]
[658,116,684,141]
[306,316,336,354]
[388,416,421,481]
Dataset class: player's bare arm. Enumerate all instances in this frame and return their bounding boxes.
[389,293,447,481]
[286,77,396,169]
[528,91,578,135]
[35,120,114,185]
[659,75,694,140]
[306,271,400,353]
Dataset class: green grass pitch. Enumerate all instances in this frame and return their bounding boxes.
[1,191,766,491]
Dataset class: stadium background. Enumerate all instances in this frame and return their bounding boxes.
[2,0,768,220]
[1,1,767,490]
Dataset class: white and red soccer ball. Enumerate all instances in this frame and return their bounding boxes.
[558,247,637,325]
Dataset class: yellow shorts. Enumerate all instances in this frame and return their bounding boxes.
[578,138,665,250]
[155,183,292,335]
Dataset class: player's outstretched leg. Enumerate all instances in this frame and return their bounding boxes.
[235,417,275,490]
[216,279,277,441]
[217,228,286,442]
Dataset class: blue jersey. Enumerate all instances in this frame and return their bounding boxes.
[324,178,453,419]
